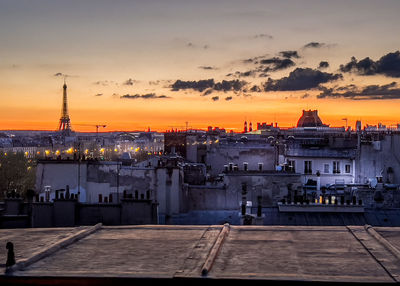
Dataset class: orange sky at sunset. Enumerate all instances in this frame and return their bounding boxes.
[1,0,400,132]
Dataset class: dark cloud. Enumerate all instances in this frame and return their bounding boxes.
[340,51,400,77]
[198,66,216,70]
[120,93,170,99]
[213,80,247,91]
[339,56,375,75]
[123,78,136,85]
[226,70,255,78]
[263,68,342,91]
[225,96,233,101]
[238,70,254,77]
[259,57,296,72]
[317,82,400,100]
[250,85,262,92]
[94,93,103,97]
[211,96,219,101]
[171,79,215,92]
[279,50,300,59]
[53,72,77,78]
[303,42,326,49]
[171,79,247,92]
[203,89,213,96]
[239,51,299,78]
[318,61,329,69]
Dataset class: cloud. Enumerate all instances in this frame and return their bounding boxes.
[339,56,376,75]
[203,89,213,96]
[148,80,160,85]
[213,80,247,91]
[171,79,214,92]
[263,68,342,91]
[237,51,300,78]
[94,93,103,97]
[279,50,300,59]
[237,70,255,77]
[259,57,296,72]
[318,61,329,69]
[123,78,136,85]
[171,79,247,92]
[120,93,170,99]
[198,66,217,70]
[254,33,273,39]
[317,82,400,100]
[225,96,233,101]
[226,70,256,78]
[53,72,78,78]
[250,85,262,92]
[303,42,326,49]
[211,96,219,101]
[93,80,118,86]
[340,51,400,77]
[186,42,209,49]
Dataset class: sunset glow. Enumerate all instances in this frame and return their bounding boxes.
[1,0,400,132]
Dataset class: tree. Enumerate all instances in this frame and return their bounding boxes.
[0,152,36,199]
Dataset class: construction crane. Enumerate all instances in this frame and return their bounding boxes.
[75,124,107,135]
[95,125,107,135]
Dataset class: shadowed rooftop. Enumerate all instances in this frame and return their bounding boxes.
[2,224,400,285]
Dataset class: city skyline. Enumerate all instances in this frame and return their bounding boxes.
[1,0,400,132]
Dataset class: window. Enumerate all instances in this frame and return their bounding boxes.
[345,164,351,173]
[288,160,296,172]
[324,163,330,174]
[333,161,340,174]
[304,161,312,174]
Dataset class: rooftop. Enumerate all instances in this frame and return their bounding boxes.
[2,224,400,285]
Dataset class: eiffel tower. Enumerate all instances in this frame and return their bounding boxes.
[58,79,72,132]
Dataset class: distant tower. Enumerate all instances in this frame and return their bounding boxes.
[244,121,248,133]
[58,80,71,132]
[249,122,253,132]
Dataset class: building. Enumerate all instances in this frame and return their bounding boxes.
[35,155,184,224]
[296,109,329,127]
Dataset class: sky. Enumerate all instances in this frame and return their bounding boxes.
[1,0,400,132]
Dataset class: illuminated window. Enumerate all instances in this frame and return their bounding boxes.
[288,160,295,172]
